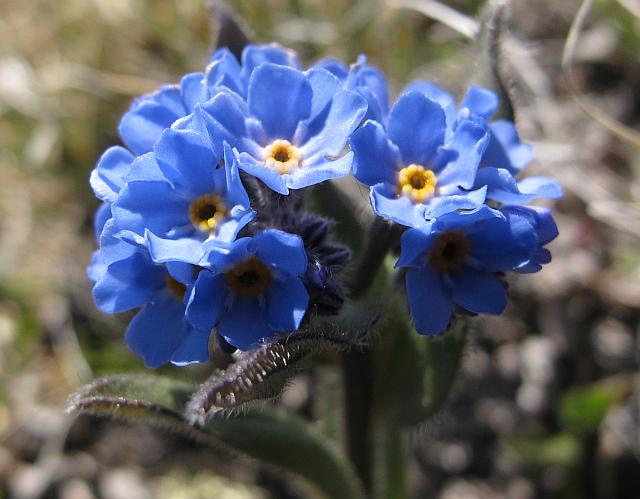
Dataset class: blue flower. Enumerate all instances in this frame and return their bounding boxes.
[191,63,368,195]
[458,86,563,204]
[89,220,210,367]
[185,229,309,350]
[396,206,539,334]
[118,74,210,157]
[350,90,490,227]
[111,129,254,264]
[315,54,390,123]
[205,43,301,98]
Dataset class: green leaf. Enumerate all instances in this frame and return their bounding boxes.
[205,408,365,499]
[373,296,468,427]
[66,374,206,441]
[68,374,365,499]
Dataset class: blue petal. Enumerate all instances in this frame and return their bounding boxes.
[370,183,428,228]
[401,81,456,130]
[434,205,503,232]
[200,91,251,150]
[93,250,164,313]
[436,117,489,189]
[266,277,309,331]
[124,152,167,182]
[406,265,451,335]
[350,120,399,186]
[388,91,446,166]
[396,226,434,268]
[93,203,112,242]
[460,85,499,120]
[516,176,563,200]
[346,55,390,122]
[201,237,251,270]
[185,271,226,333]
[237,152,289,195]
[305,68,342,122]
[287,151,354,190]
[171,326,211,366]
[252,229,307,277]
[180,72,207,112]
[477,168,563,205]
[118,85,185,155]
[218,208,255,244]
[125,290,186,368]
[206,48,244,95]
[99,219,139,266]
[145,230,205,265]
[219,297,272,351]
[154,128,221,197]
[451,267,506,314]
[503,205,558,244]
[90,146,134,202]
[241,43,301,80]
[112,180,189,237]
[426,187,487,219]
[248,64,312,141]
[87,250,106,284]
[312,57,348,80]
[223,143,252,210]
[466,213,537,271]
[482,120,533,173]
[166,261,198,285]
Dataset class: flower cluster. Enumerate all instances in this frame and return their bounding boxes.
[351,83,561,333]
[88,43,560,366]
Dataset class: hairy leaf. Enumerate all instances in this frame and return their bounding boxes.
[67,374,365,499]
[205,408,365,499]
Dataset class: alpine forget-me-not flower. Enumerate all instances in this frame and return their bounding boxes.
[186,229,309,350]
[350,90,490,227]
[396,206,547,335]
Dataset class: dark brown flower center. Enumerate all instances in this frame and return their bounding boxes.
[189,194,228,233]
[224,256,273,297]
[429,231,469,273]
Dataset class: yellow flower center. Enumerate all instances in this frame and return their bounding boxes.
[429,231,469,273]
[263,139,302,174]
[189,194,228,233]
[397,164,437,203]
[224,256,273,297]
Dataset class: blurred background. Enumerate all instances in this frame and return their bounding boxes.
[1,0,640,497]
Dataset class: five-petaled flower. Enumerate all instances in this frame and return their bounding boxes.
[350,90,490,227]
[186,229,309,350]
[188,62,368,194]
[396,206,546,335]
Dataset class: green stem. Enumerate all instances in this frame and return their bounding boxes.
[342,348,374,495]
[377,426,408,499]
